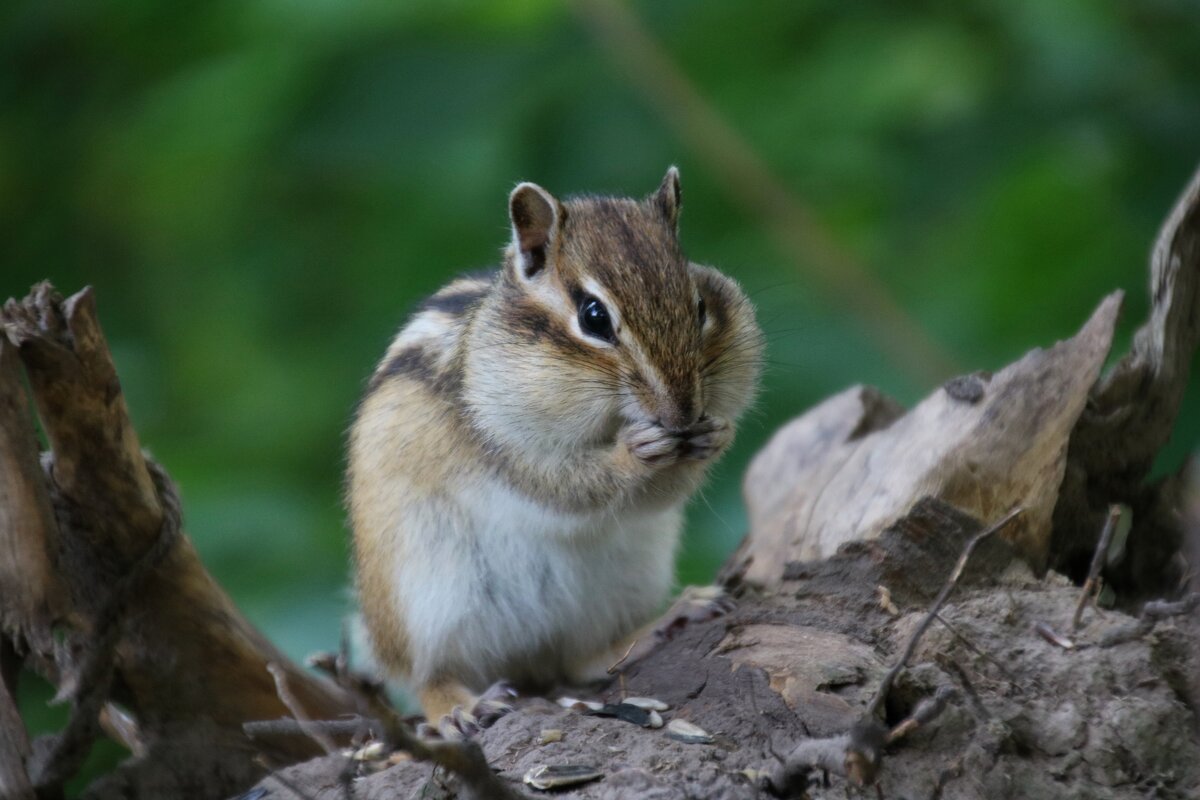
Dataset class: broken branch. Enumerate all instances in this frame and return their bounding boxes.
[866,507,1022,719]
[1073,505,1121,630]
[1100,592,1200,647]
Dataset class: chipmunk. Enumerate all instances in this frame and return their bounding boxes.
[347,168,762,725]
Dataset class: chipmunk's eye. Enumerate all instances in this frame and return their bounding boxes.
[578,296,616,343]
[698,297,707,327]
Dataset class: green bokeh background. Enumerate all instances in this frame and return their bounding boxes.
[4,0,1199,787]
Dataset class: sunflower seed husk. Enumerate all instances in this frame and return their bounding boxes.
[557,696,603,711]
[523,764,603,790]
[352,741,388,761]
[623,696,669,711]
[585,702,651,727]
[646,710,664,728]
[666,718,714,744]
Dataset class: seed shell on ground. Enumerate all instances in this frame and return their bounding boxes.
[666,718,715,744]
[523,764,604,790]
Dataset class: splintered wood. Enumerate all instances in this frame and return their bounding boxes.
[0,286,357,799]
[736,294,1119,590]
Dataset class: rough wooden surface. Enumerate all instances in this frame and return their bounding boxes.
[0,285,359,798]
[733,293,1119,591]
[1053,165,1200,590]
[247,498,1200,799]
[0,339,66,650]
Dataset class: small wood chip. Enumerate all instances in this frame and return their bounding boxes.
[537,729,563,745]
[1033,621,1076,650]
[876,585,900,616]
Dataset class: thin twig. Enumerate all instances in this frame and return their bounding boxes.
[305,650,405,736]
[245,718,376,741]
[934,613,1025,691]
[607,636,640,674]
[936,657,991,723]
[254,704,530,799]
[268,664,339,757]
[1073,505,1121,630]
[866,507,1022,719]
[886,685,958,744]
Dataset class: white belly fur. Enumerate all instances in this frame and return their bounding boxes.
[392,477,682,690]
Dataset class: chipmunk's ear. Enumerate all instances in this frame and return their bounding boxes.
[509,182,561,280]
[654,166,682,231]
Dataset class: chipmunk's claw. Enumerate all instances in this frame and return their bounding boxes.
[432,681,518,740]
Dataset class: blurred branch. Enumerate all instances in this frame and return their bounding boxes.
[572,0,959,385]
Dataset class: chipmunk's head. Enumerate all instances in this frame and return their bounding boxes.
[468,168,761,455]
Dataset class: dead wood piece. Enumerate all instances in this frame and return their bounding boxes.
[885,685,958,744]
[371,707,530,800]
[1053,164,1200,588]
[245,718,377,741]
[3,284,161,561]
[866,508,1021,719]
[27,457,182,792]
[0,283,359,798]
[1033,621,1076,650]
[268,662,339,757]
[716,623,879,733]
[737,294,1119,590]
[768,509,1016,796]
[934,614,1024,690]
[1099,592,1200,647]
[1073,505,1122,630]
[0,339,66,652]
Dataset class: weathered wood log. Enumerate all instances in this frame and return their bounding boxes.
[0,338,66,653]
[730,292,1119,590]
[247,494,1200,799]
[1052,166,1200,591]
[729,163,1200,597]
[0,285,359,798]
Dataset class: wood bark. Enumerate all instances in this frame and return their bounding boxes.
[0,286,358,798]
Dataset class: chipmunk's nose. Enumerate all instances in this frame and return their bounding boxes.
[657,380,702,432]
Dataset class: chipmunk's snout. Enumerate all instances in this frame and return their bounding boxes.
[649,379,702,432]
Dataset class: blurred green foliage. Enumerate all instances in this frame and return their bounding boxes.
[3,0,1200,783]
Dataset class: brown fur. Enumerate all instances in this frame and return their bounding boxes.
[347,171,763,723]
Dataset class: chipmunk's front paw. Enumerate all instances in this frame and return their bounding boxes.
[622,420,684,467]
[431,681,518,741]
[681,416,732,461]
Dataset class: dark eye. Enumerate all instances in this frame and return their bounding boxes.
[698,297,707,327]
[579,296,616,342]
